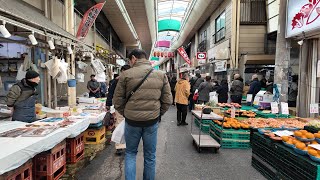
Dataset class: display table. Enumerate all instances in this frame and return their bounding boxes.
[0,119,90,175]
[191,110,223,121]
[252,132,320,180]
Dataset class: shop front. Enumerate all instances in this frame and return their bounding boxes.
[286,0,320,117]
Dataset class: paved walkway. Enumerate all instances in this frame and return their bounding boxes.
[76,107,266,180]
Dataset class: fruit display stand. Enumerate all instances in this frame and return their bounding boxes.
[252,132,320,180]
[190,110,221,153]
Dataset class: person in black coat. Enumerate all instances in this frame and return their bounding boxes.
[169,76,177,105]
[216,79,228,103]
[106,65,131,108]
[248,74,261,101]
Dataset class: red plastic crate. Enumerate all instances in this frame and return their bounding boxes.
[66,133,85,163]
[0,160,32,180]
[33,141,66,180]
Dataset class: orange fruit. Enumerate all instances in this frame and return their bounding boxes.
[312,141,319,144]
[308,149,318,156]
[282,136,289,142]
[287,140,293,144]
[296,142,306,150]
[301,135,307,139]
[294,131,303,137]
[304,147,308,151]
[315,133,320,138]
[300,130,308,135]
[306,133,315,139]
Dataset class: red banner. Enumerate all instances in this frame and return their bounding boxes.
[76,2,105,39]
[177,47,191,65]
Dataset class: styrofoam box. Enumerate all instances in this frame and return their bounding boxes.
[78,97,98,104]
[69,112,106,124]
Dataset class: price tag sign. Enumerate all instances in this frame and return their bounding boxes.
[271,102,279,114]
[246,94,252,102]
[281,102,289,115]
[231,107,236,118]
[310,144,320,150]
[310,104,319,114]
[274,130,294,137]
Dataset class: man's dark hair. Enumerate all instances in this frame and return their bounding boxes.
[114,74,119,79]
[121,65,131,72]
[221,79,228,85]
[90,74,95,78]
[128,49,147,60]
[205,76,211,82]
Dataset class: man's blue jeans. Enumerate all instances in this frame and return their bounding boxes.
[125,122,158,180]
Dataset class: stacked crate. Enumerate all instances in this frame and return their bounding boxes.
[0,160,32,180]
[194,118,211,134]
[33,141,66,180]
[84,126,106,145]
[66,133,85,164]
[209,122,250,149]
[252,132,320,180]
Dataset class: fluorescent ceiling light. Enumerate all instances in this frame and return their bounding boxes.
[0,21,11,38]
[28,31,38,45]
[48,38,55,50]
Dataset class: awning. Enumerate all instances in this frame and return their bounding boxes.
[244,55,275,65]
[0,0,86,46]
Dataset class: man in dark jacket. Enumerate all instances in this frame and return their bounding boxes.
[6,70,40,123]
[248,74,262,101]
[113,49,172,180]
[87,74,101,98]
[230,74,244,104]
[217,79,228,103]
[106,65,130,108]
[170,76,177,106]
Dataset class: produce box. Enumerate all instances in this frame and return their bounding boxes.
[194,118,210,134]
[210,122,250,140]
[209,130,250,149]
[252,133,320,180]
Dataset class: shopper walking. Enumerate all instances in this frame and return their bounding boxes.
[170,76,177,106]
[175,72,190,126]
[87,74,101,98]
[6,70,40,123]
[230,74,244,104]
[197,76,214,104]
[217,79,228,103]
[189,71,204,111]
[248,74,262,101]
[266,77,274,94]
[113,49,172,180]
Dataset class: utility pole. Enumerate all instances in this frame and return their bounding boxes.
[274,0,290,102]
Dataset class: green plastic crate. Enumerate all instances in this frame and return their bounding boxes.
[194,119,210,133]
[213,125,250,140]
[194,117,212,124]
[255,112,291,118]
[210,130,250,149]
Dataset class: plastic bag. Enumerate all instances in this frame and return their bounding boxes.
[209,91,218,104]
[193,92,199,101]
[111,120,126,144]
[16,65,27,81]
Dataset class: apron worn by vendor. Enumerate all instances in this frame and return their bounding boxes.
[12,81,37,123]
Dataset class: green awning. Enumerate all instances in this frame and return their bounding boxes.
[158,19,181,32]
[151,57,160,61]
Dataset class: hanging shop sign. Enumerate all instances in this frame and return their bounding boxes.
[214,60,227,72]
[197,52,207,65]
[287,0,320,38]
[153,51,174,58]
[177,47,191,65]
[76,2,105,39]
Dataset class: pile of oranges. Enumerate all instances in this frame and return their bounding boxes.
[308,147,320,158]
[282,136,318,151]
[294,130,315,139]
[214,117,250,129]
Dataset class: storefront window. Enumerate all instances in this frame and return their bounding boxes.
[215,11,226,43]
